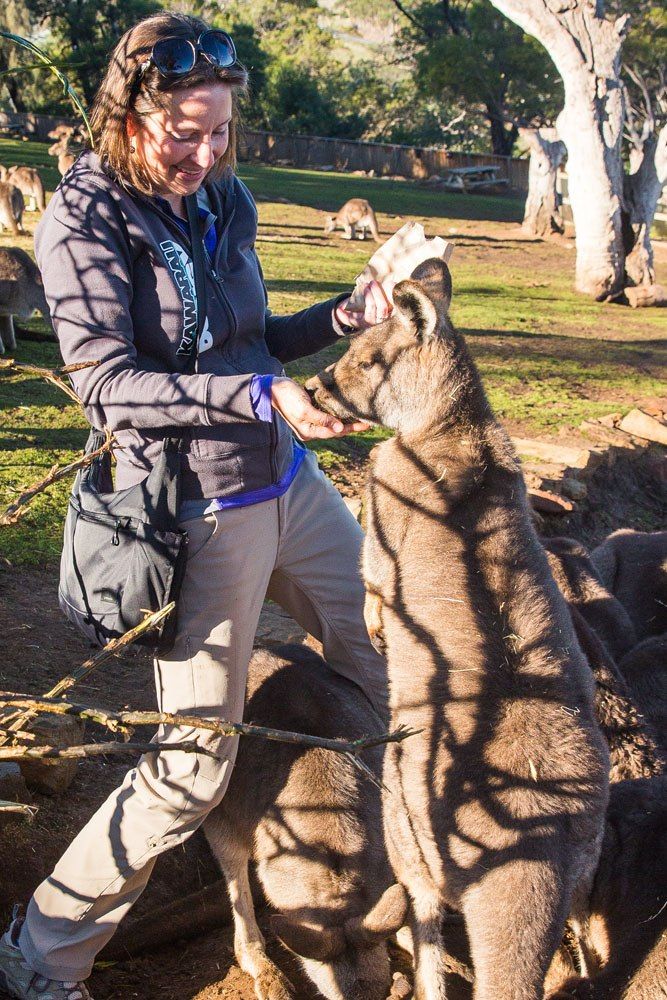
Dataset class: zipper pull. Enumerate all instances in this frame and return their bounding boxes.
[111,520,121,546]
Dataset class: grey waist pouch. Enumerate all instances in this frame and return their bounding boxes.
[58,430,188,654]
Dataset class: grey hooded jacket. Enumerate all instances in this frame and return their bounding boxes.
[35,151,346,501]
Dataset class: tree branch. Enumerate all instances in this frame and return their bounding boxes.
[0,358,98,405]
[0,695,420,758]
[0,430,115,526]
[0,740,219,761]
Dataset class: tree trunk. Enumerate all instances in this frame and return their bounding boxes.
[488,0,628,299]
[623,125,667,286]
[487,105,516,157]
[520,126,567,237]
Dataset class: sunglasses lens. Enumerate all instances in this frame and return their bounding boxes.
[200,30,237,68]
[152,37,196,75]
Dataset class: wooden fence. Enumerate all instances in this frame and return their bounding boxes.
[239,129,530,191]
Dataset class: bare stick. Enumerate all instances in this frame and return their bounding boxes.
[0,740,219,761]
[0,358,98,405]
[0,603,175,742]
[0,800,38,820]
[0,695,419,757]
[0,432,115,526]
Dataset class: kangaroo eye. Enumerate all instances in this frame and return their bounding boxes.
[359,360,375,371]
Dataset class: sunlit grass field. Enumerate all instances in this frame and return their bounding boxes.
[0,138,664,566]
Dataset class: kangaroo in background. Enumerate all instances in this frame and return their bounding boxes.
[324,198,380,241]
[0,247,52,354]
[47,124,79,176]
[308,258,609,1000]
[102,644,407,1000]
[5,165,46,212]
[0,181,25,236]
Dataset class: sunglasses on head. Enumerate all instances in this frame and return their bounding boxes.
[137,29,237,81]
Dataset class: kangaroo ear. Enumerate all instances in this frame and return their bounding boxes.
[393,280,439,340]
[272,915,346,961]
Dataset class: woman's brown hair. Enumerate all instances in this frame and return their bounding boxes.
[89,11,248,195]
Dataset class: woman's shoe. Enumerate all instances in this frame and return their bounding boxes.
[0,912,92,1000]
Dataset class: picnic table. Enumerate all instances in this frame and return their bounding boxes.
[441,165,509,192]
[0,122,26,140]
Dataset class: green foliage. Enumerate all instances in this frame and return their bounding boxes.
[395,0,563,155]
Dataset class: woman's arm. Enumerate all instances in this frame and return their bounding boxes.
[35,182,257,431]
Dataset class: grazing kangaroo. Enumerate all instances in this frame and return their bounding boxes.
[0,247,52,354]
[103,645,406,1000]
[5,165,46,212]
[324,199,380,241]
[591,529,667,641]
[0,181,25,236]
[307,258,609,1000]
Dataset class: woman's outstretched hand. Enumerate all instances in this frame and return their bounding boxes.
[270,377,370,440]
[334,278,393,331]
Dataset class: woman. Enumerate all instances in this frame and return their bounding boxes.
[0,12,390,999]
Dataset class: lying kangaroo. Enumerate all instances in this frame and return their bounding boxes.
[103,644,406,1000]
[591,529,667,641]
[0,181,25,236]
[308,258,609,1000]
[324,199,380,241]
[619,635,667,756]
[0,247,52,354]
[542,536,637,662]
[5,165,46,212]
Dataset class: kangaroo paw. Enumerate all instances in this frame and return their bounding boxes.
[254,965,295,1000]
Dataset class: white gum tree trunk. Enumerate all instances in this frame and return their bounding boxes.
[624,125,667,286]
[488,0,629,299]
[520,126,567,238]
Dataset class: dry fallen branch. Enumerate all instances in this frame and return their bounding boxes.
[0,430,115,526]
[0,358,98,405]
[0,603,175,742]
[0,695,419,758]
[0,800,38,820]
[0,740,218,762]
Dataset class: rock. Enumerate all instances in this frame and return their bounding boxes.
[528,489,574,515]
[597,412,622,428]
[624,283,666,308]
[618,409,667,446]
[0,762,31,804]
[513,437,603,472]
[637,397,666,419]
[255,601,306,648]
[19,714,84,796]
[344,496,363,522]
[560,477,587,500]
[579,420,642,451]
[644,453,667,483]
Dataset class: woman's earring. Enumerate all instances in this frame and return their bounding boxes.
[130,141,136,154]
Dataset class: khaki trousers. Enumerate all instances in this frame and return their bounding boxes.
[20,451,386,981]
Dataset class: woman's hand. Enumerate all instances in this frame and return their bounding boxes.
[334,279,393,331]
[271,377,370,440]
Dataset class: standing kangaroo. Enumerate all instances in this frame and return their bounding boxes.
[5,165,46,213]
[0,247,52,354]
[0,181,25,236]
[307,258,609,1000]
[324,199,380,241]
[47,124,79,176]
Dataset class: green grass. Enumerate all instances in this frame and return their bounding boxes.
[0,137,665,567]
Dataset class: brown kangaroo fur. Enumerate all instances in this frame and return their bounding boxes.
[324,198,380,241]
[6,165,46,212]
[0,246,52,354]
[543,537,637,662]
[47,125,79,176]
[0,181,25,236]
[591,530,667,641]
[103,645,406,1000]
[308,258,609,1000]
[618,634,667,757]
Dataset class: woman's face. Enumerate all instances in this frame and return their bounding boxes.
[129,81,233,208]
